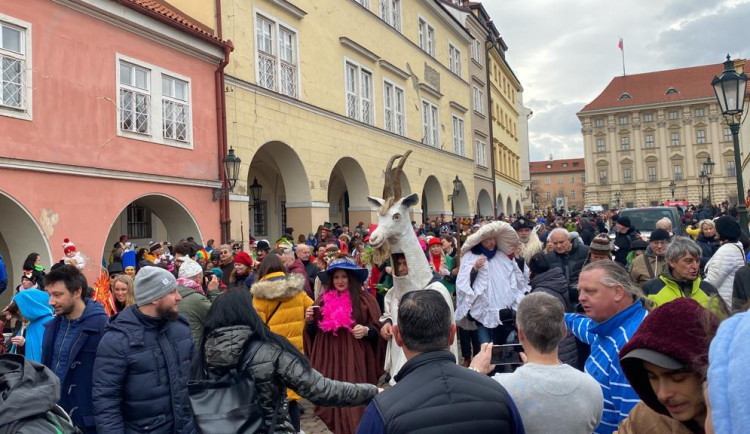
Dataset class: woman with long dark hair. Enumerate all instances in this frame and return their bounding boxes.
[192,289,378,434]
[304,256,384,434]
[22,252,46,290]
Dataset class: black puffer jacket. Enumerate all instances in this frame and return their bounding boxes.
[202,325,377,434]
[696,234,721,268]
[529,268,578,367]
[578,218,596,246]
[544,243,589,295]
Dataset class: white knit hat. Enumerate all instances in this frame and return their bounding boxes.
[178,259,203,279]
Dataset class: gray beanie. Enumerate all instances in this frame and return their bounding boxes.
[134,266,178,306]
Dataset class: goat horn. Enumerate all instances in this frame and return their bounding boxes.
[382,154,400,199]
[393,150,411,200]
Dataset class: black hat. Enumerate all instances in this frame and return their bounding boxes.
[528,252,550,275]
[256,240,271,252]
[649,229,670,242]
[630,239,649,252]
[148,241,162,252]
[512,218,535,230]
[715,215,741,241]
[616,216,632,228]
[107,262,124,275]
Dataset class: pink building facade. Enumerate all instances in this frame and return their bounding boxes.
[0,0,229,301]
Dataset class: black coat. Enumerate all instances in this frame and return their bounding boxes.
[696,234,721,269]
[93,306,195,433]
[732,263,750,311]
[578,218,596,246]
[544,243,589,294]
[613,228,637,265]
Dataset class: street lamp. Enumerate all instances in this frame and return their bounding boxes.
[669,180,676,199]
[699,170,707,205]
[712,54,749,235]
[248,177,263,206]
[702,156,715,206]
[525,185,531,197]
[450,175,463,251]
[213,148,242,201]
[614,192,621,209]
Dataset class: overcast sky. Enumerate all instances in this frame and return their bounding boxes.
[483,0,750,162]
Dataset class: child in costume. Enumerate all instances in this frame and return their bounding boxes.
[122,249,137,277]
[62,238,86,270]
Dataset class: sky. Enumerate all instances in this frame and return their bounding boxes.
[483,0,750,162]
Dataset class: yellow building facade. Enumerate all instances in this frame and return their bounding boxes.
[174,0,478,240]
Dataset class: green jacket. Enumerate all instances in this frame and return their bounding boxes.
[642,270,722,315]
[177,284,211,345]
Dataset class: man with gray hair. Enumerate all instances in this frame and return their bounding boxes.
[544,228,589,296]
[642,236,720,311]
[655,217,674,236]
[471,292,603,434]
[277,240,312,296]
[565,261,648,434]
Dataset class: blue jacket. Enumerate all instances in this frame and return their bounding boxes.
[565,301,648,434]
[0,253,7,295]
[42,300,108,432]
[12,289,53,362]
[93,306,195,434]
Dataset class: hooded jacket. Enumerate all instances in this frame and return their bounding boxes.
[41,300,108,432]
[202,325,377,434]
[530,268,577,367]
[286,258,312,296]
[578,218,596,246]
[696,234,720,266]
[176,284,211,346]
[708,311,750,434]
[630,252,668,288]
[613,227,637,266]
[642,268,720,314]
[12,289,54,363]
[704,241,745,307]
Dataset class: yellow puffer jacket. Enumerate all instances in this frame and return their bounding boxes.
[251,272,313,402]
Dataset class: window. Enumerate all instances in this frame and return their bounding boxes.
[546,191,551,200]
[452,115,465,156]
[255,14,298,98]
[475,140,487,167]
[728,161,736,177]
[596,138,605,152]
[545,175,551,184]
[570,190,577,199]
[599,169,608,185]
[472,86,484,114]
[449,43,461,76]
[379,0,401,31]
[471,39,482,65]
[557,190,564,198]
[670,132,680,146]
[355,0,370,7]
[648,166,657,182]
[418,18,435,56]
[421,99,439,146]
[162,76,189,142]
[621,136,630,150]
[253,200,268,236]
[695,108,704,117]
[594,118,604,127]
[619,115,628,125]
[383,80,405,135]
[623,168,632,184]
[645,134,654,148]
[696,129,706,144]
[345,60,374,125]
[618,92,631,101]
[546,164,552,169]
[643,113,653,122]
[126,203,152,239]
[668,111,678,120]
[557,175,563,184]
[119,61,151,135]
[570,174,575,182]
[581,174,585,182]
[0,19,28,115]
[666,87,679,95]
[673,164,683,181]
[724,127,732,142]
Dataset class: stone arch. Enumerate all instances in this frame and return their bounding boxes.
[620,157,634,165]
[515,200,522,215]
[421,176,446,220]
[247,141,311,237]
[506,197,513,215]
[476,189,493,217]
[0,190,54,307]
[102,193,203,264]
[645,155,659,163]
[595,159,609,166]
[327,157,370,226]
[497,193,504,215]
[452,181,471,218]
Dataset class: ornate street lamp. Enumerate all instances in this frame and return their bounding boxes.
[712,54,748,235]
[450,176,463,251]
[702,156,715,206]
[213,148,242,201]
[699,170,707,205]
[614,191,621,209]
[248,177,263,207]
[669,180,676,199]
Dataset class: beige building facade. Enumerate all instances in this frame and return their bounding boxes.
[579,62,742,208]
[529,159,585,211]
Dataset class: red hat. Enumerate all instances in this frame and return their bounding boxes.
[233,251,254,267]
[63,238,77,254]
[428,237,442,246]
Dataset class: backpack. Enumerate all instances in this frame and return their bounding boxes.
[188,339,279,434]
[0,404,79,434]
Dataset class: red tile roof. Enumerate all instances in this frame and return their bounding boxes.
[119,0,226,46]
[530,158,585,174]
[580,62,733,112]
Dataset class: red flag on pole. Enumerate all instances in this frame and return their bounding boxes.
[618,37,623,51]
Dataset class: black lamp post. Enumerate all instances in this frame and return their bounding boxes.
[699,170,707,205]
[669,180,676,199]
[248,177,263,206]
[450,176,463,250]
[213,148,242,201]
[703,156,715,206]
[712,54,748,235]
[614,191,621,209]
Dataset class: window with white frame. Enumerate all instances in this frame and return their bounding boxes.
[619,115,628,125]
[669,111,678,120]
[418,18,435,56]
[599,169,608,185]
[645,134,654,148]
[696,129,706,144]
[545,175,551,184]
[475,140,487,167]
[695,108,704,117]
[596,138,605,152]
[570,190,577,199]
[162,75,189,142]
[0,19,27,113]
[643,113,653,122]
[117,56,193,147]
[345,60,374,125]
[728,161,736,176]
[472,86,484,114]
[670,132,680,146]
[471,39,481,65]
[255,14,298,98]
[570,174,575,183]
[452,115,465,156]
[558,175,563,184]
[621,136,630,150]
[379,0,401,31]
[623,168,632,184]
[648,166,657,182]
[673,164,683,181]
[383,80,405,135]
[449,43,461,76]
[421,99,439,146]
[594,118,604,127]
[724,127,732,142]
[546,191,551,200]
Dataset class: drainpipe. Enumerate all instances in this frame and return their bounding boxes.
[215,0,233,243]
[485,35,498,217]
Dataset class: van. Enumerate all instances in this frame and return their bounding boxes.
[610,207,684,240]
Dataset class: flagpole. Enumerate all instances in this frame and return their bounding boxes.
[621,44,626,76]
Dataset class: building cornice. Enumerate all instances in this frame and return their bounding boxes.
[340,37,380,63]
[450,101,468,114]
[423,0,473,44]
[419,82,444,100]
[225,75,474,165]
[267,0,307,20]
[379,60,410,80]
[577,96,716,117]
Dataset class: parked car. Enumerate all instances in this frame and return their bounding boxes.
[609,207,684,240]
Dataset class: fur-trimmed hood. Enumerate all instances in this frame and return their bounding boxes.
[461,221,520,255]
[250,273,306,300]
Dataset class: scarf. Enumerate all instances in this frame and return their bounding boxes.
[318,290,354,335]
[176,277,205,296]
[475,244,497,260]
[34,264,44,272]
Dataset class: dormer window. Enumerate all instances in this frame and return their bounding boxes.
[666,87,679,95]
[546,164,552,169]
[618,92,632,100]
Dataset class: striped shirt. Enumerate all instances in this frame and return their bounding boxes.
[565,302,648,434]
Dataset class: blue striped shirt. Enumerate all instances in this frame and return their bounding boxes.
[565,302,648,434]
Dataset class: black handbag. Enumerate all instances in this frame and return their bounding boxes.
[188,339,277,434]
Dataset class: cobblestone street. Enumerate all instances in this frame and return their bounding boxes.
[299,399,331,434]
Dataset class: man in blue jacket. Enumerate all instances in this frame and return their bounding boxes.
[93,266,194,433]
[42,264,108,433]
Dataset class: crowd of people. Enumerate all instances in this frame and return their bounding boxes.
[1,201,750,433]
